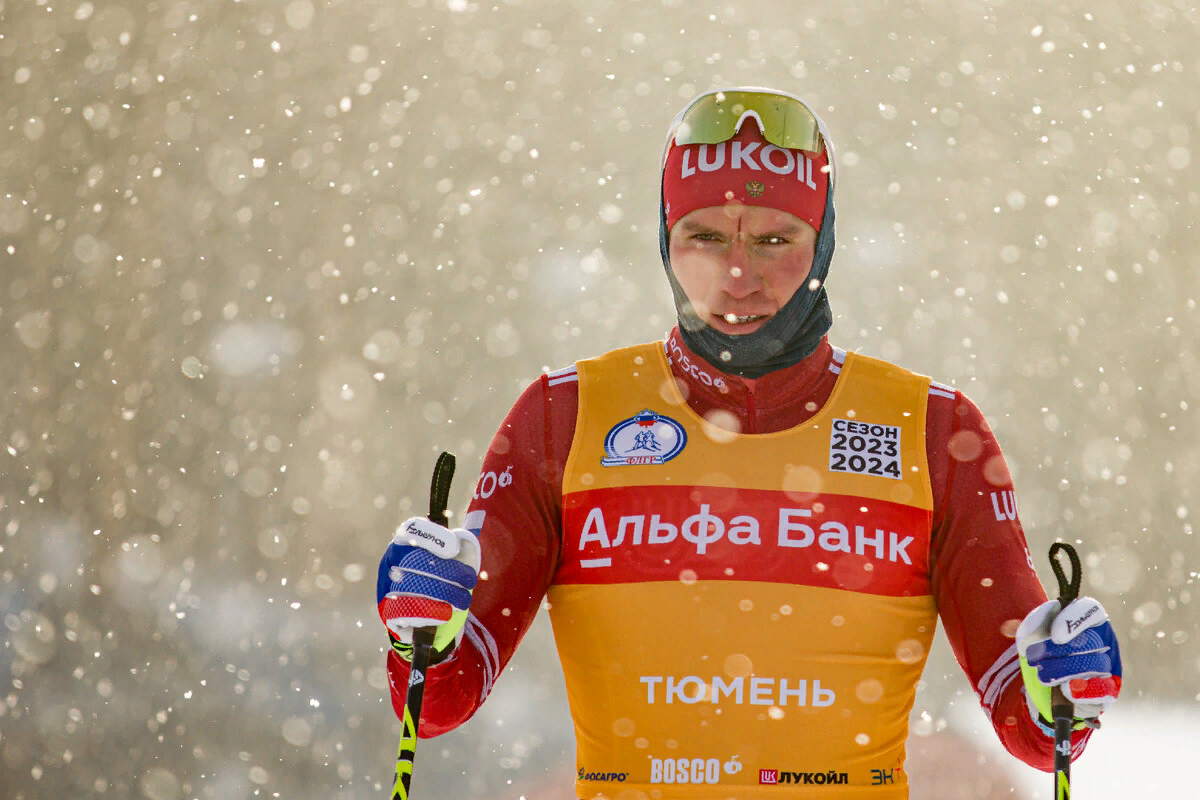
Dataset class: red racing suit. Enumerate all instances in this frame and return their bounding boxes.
[387,328,1090,782]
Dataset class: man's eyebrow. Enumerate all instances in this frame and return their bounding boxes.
[752,223,806,238]
[676,220,723,235]
[676,219,806,237]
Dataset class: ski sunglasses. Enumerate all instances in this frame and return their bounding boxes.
[660,87,838,189]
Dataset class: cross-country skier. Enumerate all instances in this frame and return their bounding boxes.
[377,87,1122,798]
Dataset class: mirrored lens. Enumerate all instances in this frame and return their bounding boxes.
[674,90,824,154]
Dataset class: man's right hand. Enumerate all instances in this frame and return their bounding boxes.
[376,517,481,660]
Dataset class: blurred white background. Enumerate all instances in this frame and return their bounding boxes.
[1,0,1196,797]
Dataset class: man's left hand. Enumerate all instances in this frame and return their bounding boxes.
[1017,596,1122,724]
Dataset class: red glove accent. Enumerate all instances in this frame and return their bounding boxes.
[378,595,453,625]
[1068,675,1121,701]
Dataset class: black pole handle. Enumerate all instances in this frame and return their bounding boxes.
[1049,541,1082,606]
[391,452,456,800]
[427,451,455,528]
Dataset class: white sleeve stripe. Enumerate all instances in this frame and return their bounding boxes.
[983,662,1022,710]
[545,366,577,379]
[463,509,486,533]
[463,615,499,701]
[462,628,494,700]
[931,380,955,393]
[978,643,1019,697]
[928,387,956,399]
[827,347,846,374]
[548,375,578,386]
[466,614,499,668]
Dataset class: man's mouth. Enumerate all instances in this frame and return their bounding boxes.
[722,313,770,325]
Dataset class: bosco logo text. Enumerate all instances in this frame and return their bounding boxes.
[650,757,722,785]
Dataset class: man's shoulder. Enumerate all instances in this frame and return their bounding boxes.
[499,365,581,440]
[529,339,665,392]
[574,339,665,368]
[835,346,961,404]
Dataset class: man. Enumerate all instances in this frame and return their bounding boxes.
[377,88,1122,798]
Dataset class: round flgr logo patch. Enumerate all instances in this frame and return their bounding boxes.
[745,180,765,197]
[602,409,688,467]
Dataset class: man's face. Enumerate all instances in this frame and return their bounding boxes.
[668,205,818,336]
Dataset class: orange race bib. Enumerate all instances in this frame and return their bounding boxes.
[549,343,936,799]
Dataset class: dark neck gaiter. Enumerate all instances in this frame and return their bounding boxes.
[657,188,836,379]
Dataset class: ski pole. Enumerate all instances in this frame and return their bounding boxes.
[1048,541,1082,800]
[391,451,456,800]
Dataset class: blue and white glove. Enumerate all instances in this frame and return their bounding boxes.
[376,517,481,661]
[1017,596,1122,729]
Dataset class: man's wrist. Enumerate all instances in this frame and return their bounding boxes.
[1020,670,1091,736]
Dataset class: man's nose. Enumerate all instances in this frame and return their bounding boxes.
[719,240,760,297]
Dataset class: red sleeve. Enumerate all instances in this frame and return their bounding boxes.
[926,389,1092,770]
[387,371,578,736]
